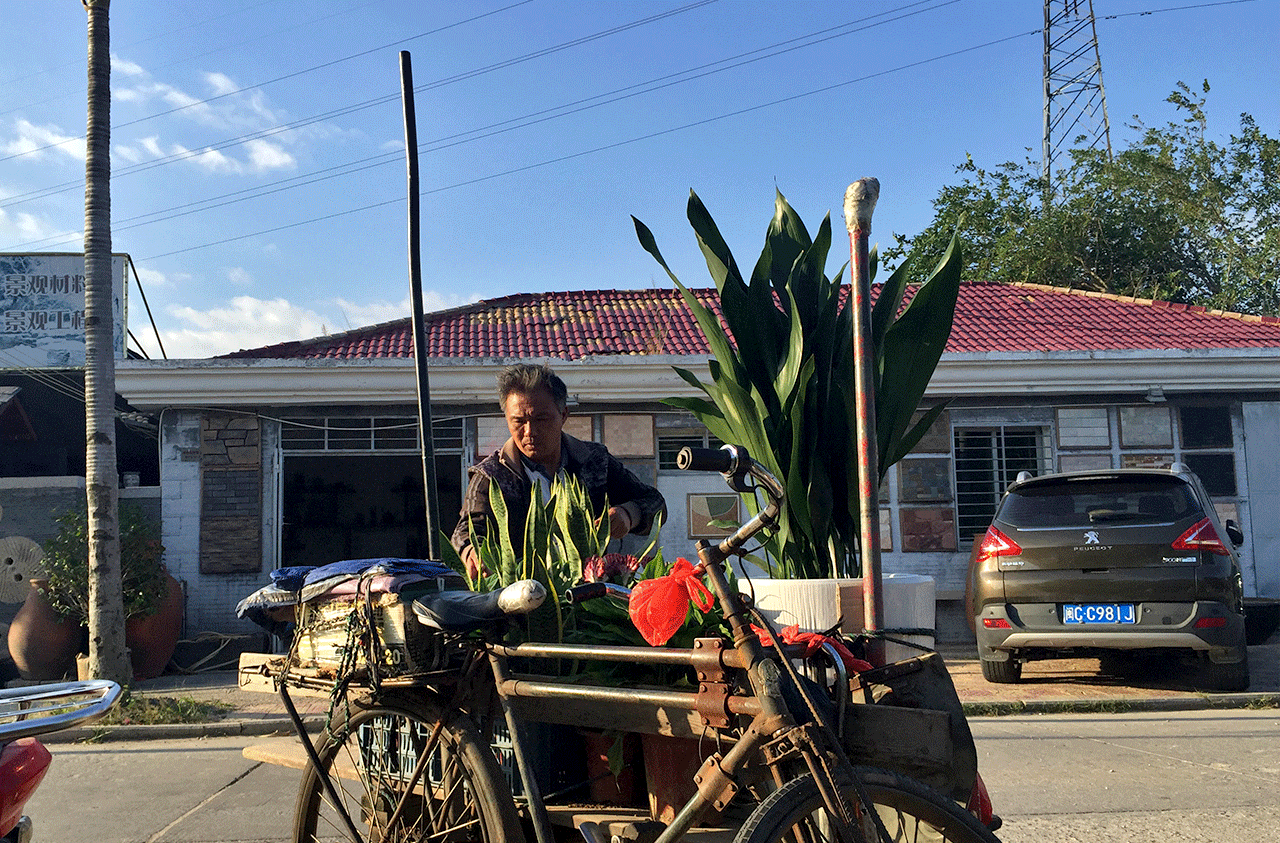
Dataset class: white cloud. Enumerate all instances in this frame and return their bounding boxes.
[158,290,480,358]
[111,55,146,77]
[133,264,173,290]
[245,138,295,172]
[0,205,77,247]
[2,119,84,162]
[163,296,331,357]
[226,267,252,286]
[204,72,240,97]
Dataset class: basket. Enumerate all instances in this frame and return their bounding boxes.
[294,590,447,678]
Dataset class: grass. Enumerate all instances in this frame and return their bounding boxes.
[98,691,234,726]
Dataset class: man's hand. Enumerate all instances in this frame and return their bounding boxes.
[462,546,487,581]
[607,506,634,540]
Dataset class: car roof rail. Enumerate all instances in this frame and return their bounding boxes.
[1171,461,1191,475]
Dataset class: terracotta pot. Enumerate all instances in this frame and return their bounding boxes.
[126,572,183,681]
[582,731,640,806]
[642,733,718,825]
[7,581,80,681]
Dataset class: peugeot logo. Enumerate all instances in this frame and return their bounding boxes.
[1084,530,1100,545]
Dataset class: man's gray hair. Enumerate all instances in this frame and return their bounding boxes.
[498,363,568,410]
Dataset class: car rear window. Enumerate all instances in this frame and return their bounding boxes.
[998,475,1202,529]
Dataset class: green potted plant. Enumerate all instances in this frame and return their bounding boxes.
[634,189,963,579]
[8,503,181,681]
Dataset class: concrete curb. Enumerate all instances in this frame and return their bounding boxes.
[963,692,1280,716]
[43,715,326,744]
[40,692,1280,742]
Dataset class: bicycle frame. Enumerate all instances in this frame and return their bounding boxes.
[271,445,980,843]
[476,445,861,843]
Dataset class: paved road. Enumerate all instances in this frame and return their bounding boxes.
[972,709,1280,842]
[24,710,1280,842]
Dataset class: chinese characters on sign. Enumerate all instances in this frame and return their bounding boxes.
[0,254,126,368]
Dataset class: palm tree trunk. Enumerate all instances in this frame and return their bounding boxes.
[83,0,130,684]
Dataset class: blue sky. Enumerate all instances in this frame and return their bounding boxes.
[1,0,1275,358]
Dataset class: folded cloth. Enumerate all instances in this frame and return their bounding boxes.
[236,584,302,635]
[270,566,314,591]
[299,558,462,603]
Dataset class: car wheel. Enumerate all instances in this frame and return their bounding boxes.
[1200,645,1250,693]
[979,652,1022,683]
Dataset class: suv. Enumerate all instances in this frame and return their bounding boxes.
[969,465,1249,691]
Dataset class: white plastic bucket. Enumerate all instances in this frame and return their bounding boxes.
[741,574,935,664]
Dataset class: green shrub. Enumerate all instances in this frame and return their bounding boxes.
[39,503,167,624]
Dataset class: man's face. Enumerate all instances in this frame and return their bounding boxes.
[503,387,568,468]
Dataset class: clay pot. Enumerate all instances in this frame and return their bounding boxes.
[582,731,640,806]
[7,581,80,681]
[642,734,719,825]
[126,572,183,681]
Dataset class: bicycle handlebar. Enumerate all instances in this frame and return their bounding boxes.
[675,444,785,562]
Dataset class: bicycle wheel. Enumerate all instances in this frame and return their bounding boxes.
[293,690,523,843]
[736,767,1000,843]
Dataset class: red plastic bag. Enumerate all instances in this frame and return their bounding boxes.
[629,558,714,646]
[754,623,874,674]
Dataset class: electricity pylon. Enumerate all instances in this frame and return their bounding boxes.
[1043,0,1112,201]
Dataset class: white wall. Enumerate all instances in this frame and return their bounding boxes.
[159,409,272,637]
[1242,402,1280,597]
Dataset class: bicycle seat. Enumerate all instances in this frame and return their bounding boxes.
[412,579,546,631]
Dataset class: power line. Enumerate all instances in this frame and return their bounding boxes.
[0,0,705,167]
[0,0,713,209]
[4,0,960,250]
[2,0,1257,260]
[138,26,1041,262]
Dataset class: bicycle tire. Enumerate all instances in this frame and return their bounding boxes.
[735,767,1001,843]
[293,690,524,843]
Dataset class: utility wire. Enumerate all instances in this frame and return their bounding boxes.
[138,26,1040,262]
[3,0,958,249]
[0,0,712,209]
[0,0,706,167]
[0,0,378,117]
[1,0,1257,259]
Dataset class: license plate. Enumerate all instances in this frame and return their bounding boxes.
[1063,603,1136,624]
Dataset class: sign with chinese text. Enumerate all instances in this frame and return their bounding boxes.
[0,253,126,368]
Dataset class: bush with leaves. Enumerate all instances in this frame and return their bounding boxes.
[634,190,961,578]
[38,503,167,624]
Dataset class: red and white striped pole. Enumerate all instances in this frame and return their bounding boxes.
[844,178,885,665]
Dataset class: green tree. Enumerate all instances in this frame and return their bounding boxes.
[635,190,961,579]
[887,82,1280,315]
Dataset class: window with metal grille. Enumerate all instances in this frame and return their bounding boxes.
[281,416,463,453]
[953,426,1052,541]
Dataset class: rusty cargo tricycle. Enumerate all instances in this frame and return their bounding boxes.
[240,445,1001,843]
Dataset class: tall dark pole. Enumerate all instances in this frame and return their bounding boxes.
[400,51,440,560]
[844,178,884,666]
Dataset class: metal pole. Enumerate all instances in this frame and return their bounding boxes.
[843,178,885,666]
[400,51,441,560]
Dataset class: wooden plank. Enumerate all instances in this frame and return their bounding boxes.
[243,736,310,770]
[506,694,711,740]
[841,703,953,777]
[237,652,336,698]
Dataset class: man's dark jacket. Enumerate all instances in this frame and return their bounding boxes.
[451,433,666,561]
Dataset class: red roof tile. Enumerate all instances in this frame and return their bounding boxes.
[218,283,1280,361]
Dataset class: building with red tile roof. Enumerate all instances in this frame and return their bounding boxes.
[115,282,1280,639]
[213,283,1280,362]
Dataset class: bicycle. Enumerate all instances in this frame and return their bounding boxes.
[263,445,1002,843]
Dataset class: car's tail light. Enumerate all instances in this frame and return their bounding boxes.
[1195,616,1227,629]
[975,526,1022,566]
[982,618,1012,629]
[1171,518,1231,556]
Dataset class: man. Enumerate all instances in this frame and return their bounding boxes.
[451,363,667,577]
